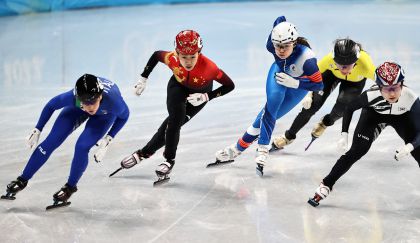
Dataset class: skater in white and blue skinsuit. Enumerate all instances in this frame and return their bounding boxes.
[215,16,323,175]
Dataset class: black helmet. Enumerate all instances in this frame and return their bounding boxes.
[75,74,103,104]
[333,38,360,65]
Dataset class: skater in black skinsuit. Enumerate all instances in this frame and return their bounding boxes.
[308,61,420,207]
[272,38,375,151]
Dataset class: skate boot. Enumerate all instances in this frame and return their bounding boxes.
[305,120,327,151]
[110,149,153,177]
[271,135,294,152]
[46,183,78,210]
[308,182,330,207]
[153,159,174,186]
[311,120,327,138]
[1,176,28,200]
[208,144,241,167]
[255,145,269,177]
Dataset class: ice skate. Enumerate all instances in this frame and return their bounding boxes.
[46,183,77,210]
[305,120,327,151]
[308,182,330,207]
[255,145,269,177]
[109,150,150,177]
[153,160,174,186]
[207,144,241,167]
[270,135,294,152]
[311,120,327,138]
[1,176,28,200]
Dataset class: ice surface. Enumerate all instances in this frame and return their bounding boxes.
[1,1,419,242]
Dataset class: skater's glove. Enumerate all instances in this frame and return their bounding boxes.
[337,132,348,154]
[94,135,113,163]
[187,93,209,106]
[394,143,414,161]
[302,92,313,109]
[275,72,299,89]
[26,128,41,150]
[133,76,147,96]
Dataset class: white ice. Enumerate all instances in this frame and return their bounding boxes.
[0,1,419,242]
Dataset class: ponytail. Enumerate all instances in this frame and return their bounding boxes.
[296,37,311,49]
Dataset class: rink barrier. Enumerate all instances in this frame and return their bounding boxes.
[1,0,251,16]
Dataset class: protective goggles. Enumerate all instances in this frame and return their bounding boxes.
[335,62,355,70]
[273,42,294,50]
[79,95,101,105]
[380,83,402,93]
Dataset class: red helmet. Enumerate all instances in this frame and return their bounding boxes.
[174,30,202,55]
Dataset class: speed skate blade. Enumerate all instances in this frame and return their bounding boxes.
[206,159,234,168]
[269,143,283,153]
[307,198,320,207]
[1,194,16,200]
[304,137,317,151]
[46,201,71,210]
[153,177,170,187]
[109,167,123,177]
[256,165,264,177]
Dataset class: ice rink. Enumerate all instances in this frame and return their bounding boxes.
[1,1,419,242]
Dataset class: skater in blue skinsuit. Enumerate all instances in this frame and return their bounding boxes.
[1,74,129,207]
[214,16,323,175]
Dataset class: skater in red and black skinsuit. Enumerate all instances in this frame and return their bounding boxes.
[116,30,235,184]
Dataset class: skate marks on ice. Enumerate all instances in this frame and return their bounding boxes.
[302,171,420,242]
[108,173,152,180]
[303,200,385,242]
[1,1,420,242]
[147,185,216,243]
[212,172,298,242]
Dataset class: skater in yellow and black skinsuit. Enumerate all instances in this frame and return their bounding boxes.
[272,38,376,150]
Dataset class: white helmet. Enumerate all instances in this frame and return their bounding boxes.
[271,22,299,44]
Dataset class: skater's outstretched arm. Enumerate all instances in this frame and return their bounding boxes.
[134,51,171,96]
[140,51,172,78]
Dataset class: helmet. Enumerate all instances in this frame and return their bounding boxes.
[175,30,203,55]
[375,61,405,87]
[271,22,299,44]
[333,38,360,65]
[75,74,103,103]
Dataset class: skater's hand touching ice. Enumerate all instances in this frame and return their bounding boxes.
[187,93,209,106]
[395,143,414,161]
[337,132,348,154]
[134,76,147,96]
[26,128,41,150]
[94,135,113,163]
